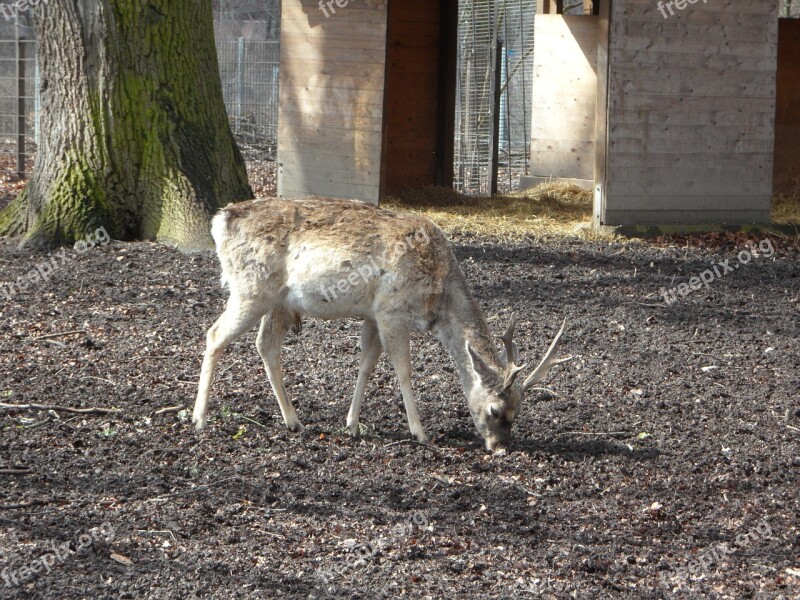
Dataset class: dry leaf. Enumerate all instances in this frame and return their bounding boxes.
[110,552,134,566]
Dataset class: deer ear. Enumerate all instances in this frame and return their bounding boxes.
[466,342,499,387]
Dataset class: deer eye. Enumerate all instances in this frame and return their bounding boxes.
[486,404,501,419]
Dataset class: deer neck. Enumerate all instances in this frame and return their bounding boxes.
[433,265,501,395]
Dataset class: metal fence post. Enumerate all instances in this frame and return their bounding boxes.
[489,39,503,196]
[16,21,27,179]
[235,36,244,126]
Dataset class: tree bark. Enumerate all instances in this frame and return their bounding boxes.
[0,0,253,250]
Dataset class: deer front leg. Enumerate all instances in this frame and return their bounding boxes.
[347,319,382,438]
[256,308,303,432]
[378,322,428,443]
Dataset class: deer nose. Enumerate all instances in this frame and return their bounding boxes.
[486,438,508,455]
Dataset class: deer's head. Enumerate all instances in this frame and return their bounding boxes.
[466,316,570,454]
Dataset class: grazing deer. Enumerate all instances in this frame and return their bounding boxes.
[192,197,571,453]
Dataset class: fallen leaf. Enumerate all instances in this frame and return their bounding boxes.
[110,553,134,566]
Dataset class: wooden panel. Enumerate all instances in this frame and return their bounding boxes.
[530,16,599,182]
[278,0,388,203]
[773,18,800,194]
[601,0,778,224]
[383,0,445,193]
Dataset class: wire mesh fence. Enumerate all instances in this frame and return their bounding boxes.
[0,15,35,184]
[454,0,536,195]
[216,39,280,162]
[214,0,281,164]
[0,1,537,198]
[0,3,282,184]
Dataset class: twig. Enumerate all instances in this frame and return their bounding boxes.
[135,529,177,542]
[0,402,120,415]
[383,439,442,456]
[788,425,800,432]
[233,412,268,429]
[145,476,241,502]
[560,430,630,437]
[528,387,559,398]
[0,468,32,476]
[81,375,116,386]
[0,499,47,509]
[41,339,66,347]
[152,405,185,416]
[31,330,86,341]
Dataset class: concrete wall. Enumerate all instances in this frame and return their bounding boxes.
[597,0,779,225]
[527,15,599,189]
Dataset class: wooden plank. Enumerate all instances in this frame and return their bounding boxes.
[278,0,387,203]
[773,18,800,193]
[382,0,444,193]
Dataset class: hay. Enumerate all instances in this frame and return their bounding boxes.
[384,182,608,242]
[772,190,800,224]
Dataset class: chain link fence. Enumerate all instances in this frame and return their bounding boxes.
[454,0,536,195]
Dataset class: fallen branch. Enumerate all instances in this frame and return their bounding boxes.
[152,405,185,416]
[0,403,120,415]
[0,468,32,476]
[31,330,86,342]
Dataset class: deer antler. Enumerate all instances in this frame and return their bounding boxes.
[500,314,525,391]
[522,319,572,391]
[500,314,518,367]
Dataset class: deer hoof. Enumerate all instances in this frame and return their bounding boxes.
[287,420,305,433]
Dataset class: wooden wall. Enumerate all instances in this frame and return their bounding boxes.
[598,0,779,225]
[773,18,800,195]
[528,15,599,186]
[278,0,388,203]
[383,0,445,192]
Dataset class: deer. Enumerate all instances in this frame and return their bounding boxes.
[192,197,571,453]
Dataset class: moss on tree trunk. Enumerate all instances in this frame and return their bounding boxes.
[0,0,252,250]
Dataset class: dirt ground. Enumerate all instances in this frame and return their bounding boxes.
[0,218,798,599]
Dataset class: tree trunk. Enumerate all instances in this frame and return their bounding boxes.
[0,0,253,250]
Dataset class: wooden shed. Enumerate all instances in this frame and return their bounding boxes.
[278,0,792,227]
[277,0,456,203]
[529,0,787,226]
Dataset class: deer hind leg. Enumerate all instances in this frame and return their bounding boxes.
[347,319,382,438]
[194,299,265,430]
[256,307,304,432]
[377,321,428,443]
